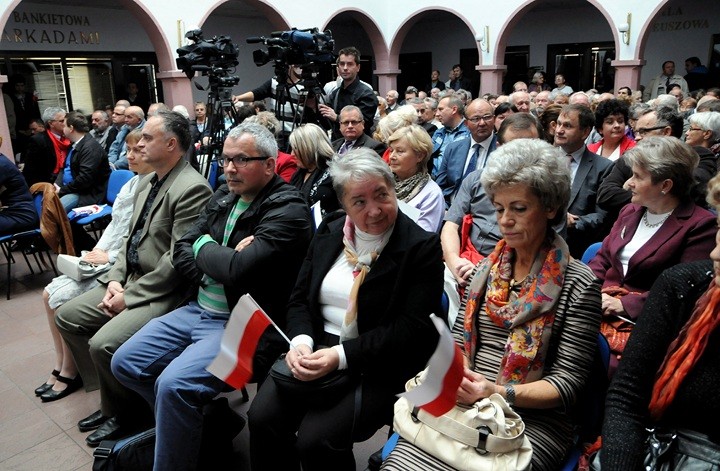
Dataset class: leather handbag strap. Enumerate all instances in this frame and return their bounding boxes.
[410,396,526,454]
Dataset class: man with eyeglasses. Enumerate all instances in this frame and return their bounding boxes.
[331,105,386,157]
[319,46,378,139]
[111,122,312,470]
[598,106,716,216]
[56,110,212,448]
[435,99,497,206]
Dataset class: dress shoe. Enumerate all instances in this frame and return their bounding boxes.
[86,417,128,447]
[34,369,60,396]
[40,375,83,402]
[78,410,109,432]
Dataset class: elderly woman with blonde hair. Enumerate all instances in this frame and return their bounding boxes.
[387,124,444,232]
[383,138,601,470]
[288,123,338,214]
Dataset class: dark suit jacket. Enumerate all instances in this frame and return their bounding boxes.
[331,133,387,157]
[588,201,716,319]
[566,147,614,257]
[22,131,56,187]
[55,135,111,207]
[435,134,497,205]
[285,210,444,392]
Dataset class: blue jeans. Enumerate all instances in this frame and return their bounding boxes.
[59,193,80,213]
[111,302,229,471]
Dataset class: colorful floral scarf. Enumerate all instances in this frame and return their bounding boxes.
[463,232,568,385]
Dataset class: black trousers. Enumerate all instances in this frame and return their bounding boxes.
[248,372,395,471]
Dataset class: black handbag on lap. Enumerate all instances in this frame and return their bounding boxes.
[269,353,353,405]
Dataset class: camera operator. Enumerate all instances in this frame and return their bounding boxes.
[318,46,378,140]
[232,64,316,150]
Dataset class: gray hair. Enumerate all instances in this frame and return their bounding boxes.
[424,97,438,111]
[374,105,417,142]
[480,139,571,226]
[689,111,720,142]
[227,122,278,158]
[245,111,281,137]
[624,136,699,199]
[155,110,192,152]
[340,105,362,119]
[629,103,652,120]
[654,94,678,110]
[42,107,66,123]
[329,147,395,202]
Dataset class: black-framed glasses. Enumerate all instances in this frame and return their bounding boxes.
[635,125,667,136]
[222,155,269,167]
[466,114,495,124]
[339,120,363,126]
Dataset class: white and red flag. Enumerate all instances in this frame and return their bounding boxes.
[398,314,464,417]
[207,294,275,389]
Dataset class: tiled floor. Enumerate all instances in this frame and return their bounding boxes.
[0,254,387,470]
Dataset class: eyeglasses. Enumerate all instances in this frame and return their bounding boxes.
[634,125,667,136]
[222,155,269,167]
[339,120,363,126]
[466,114,495,124]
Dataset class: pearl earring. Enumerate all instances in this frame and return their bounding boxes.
[661,190,666,195]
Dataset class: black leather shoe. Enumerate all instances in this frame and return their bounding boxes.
[78,410,108,432]
[86,417,128,448]
[34,369,60,396]
[40,375,83,402]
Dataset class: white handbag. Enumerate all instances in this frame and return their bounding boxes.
[393,373,533,471]
[57,253,110,281]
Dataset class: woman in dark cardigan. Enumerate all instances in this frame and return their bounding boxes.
[599,174,720,470]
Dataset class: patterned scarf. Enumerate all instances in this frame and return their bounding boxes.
[394,171,430,202]
[463,232,568,385]
[340,216,380,342]
[46,130,71,175]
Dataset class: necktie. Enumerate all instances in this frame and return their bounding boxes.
[665,77,671,91]
[566,153,573,168]
[464,144,481,177]
[338,140,353,155]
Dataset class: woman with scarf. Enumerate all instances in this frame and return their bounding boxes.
[383,138,602,471]
[387,124,444,232]
[288,123,339,214]
[598,173,720,469]
[588,137,715,374]
[248,148,444,471]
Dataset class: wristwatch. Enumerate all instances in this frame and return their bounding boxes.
[504,384,516,406]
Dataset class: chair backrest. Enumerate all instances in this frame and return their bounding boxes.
[581,242,603,264]
[107,170,135,204]
[207,159,219,190]
[33,193,44,218]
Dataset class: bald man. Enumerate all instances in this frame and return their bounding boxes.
[107,106,146,169]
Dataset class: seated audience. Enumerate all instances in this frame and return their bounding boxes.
[55,111,111,212]
[587,99,636,160]
[493,102,514,132]
[599,173,720,470]
[333,105,386,157]
[383,138,601,471]
[22,107,69,187]
[54,111,212,448]
[538,103,563,144]
[35,130,149,402]
[386,126,444,232]
[288,123,339,214]
[245,111,298,182]
[588,136,716,373]
[248,149,444,471]
[373,104,417,162]
[112,122,313,471]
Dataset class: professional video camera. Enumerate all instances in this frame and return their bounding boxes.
[176,29,240,80]
[247,27,335,78]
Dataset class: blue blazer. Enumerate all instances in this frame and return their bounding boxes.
[435,134,497,206]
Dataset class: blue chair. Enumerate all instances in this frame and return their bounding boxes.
[0,193,58,299]
[207,158,220,190]
[75,169,134,238]
[581,242,603,265]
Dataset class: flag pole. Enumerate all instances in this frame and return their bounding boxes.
[245,294,296,349]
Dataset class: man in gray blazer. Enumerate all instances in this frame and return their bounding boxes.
[555,104,614,258]
[55,111,213,447]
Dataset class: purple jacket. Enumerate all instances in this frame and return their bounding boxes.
[588,200,716,320]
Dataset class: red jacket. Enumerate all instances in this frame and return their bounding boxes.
[587,134,635,157]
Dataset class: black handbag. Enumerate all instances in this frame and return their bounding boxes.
[92,428,155,471]
[591,428,720,471]
[269,353,354,404]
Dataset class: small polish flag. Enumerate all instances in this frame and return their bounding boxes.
[207,294,273,389]
[398,314,464,417]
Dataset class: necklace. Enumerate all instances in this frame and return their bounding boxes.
[642,210,671,228]
[509,274,530,290]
